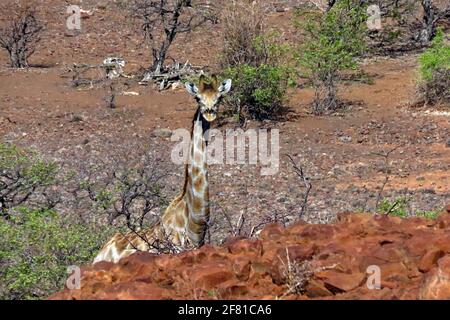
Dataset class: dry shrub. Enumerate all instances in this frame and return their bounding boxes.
[279,248,314,295]
[130,0,217,79]
[0,1,43,68]
[220,0,268,68]
[417,68,450,106]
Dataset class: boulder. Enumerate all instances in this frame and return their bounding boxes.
[50,212,450,300]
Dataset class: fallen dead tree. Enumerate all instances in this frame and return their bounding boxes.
[62,57,132,89]
[139,60,205,90]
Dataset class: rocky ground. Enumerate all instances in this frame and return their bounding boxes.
[51,206,450,300]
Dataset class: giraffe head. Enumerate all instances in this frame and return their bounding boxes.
[185,75,232,122]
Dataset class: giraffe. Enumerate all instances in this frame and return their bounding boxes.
[93,75,232,264]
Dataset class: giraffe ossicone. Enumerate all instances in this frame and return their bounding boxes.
[93,75,232,264]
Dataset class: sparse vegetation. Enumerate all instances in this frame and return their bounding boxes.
[130,0,217,85]
[221,2,295,121]
[280,248,314,296]
[376,197,441,219]
[296,0,367,114]
[376,197,409,217]
[417,28,450,105]
[0,144,113,299]
[0,4,43,68]
[0,208,112,300]
[219,1,268,68]
[76,152,168,230]
[0,143,59,216]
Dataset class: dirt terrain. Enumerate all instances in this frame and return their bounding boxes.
[0,0,449,243]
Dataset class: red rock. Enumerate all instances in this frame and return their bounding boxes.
[107,282,171,300]
[420,255,450,299]
[226,238,263,256]
[434,235,450,253]
[436,213,450,229]
[250,261,270,275]
[189,265,235,289]
[277,244,316,262]
[49,211,450,300]
[217,280,249,299]
[378,262,416,282]
[287,220,308,234]
[418,249,445,273]
[316,270,366,293]
[405,232,436,257]
[232,257,252,281]
[258,223,284,239]
[299,224,337,241]
[444,204,450,214]
[305,279,333,298]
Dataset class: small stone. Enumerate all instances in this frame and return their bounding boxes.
[152,128,172,138]
[338,136,352,143]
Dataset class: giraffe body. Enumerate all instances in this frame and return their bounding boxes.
[93,75,231,264]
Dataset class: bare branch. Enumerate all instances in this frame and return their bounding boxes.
[370,144,404,209]
[0,5,44,68]
[287,154,312,219]
[130,0,218,85]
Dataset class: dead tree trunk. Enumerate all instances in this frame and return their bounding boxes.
[420,0,437,44]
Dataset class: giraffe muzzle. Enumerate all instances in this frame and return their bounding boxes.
[202,110,217,122]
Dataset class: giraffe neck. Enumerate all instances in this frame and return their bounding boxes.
[183,109,210,246]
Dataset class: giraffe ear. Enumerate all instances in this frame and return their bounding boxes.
[218,79,232,95]
[211,74,219,90]
[185,82,199,96]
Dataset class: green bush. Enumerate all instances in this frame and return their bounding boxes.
[220,1,295,121]
[376,197,408,217]
[417,29,450,105]
[418,29,450,81]
[1,143,58,214]
[295,0,367,114]
[225,62,294,120]
[223,33,295,121]
[416,210,441,220]
[376,197,441,219]
[0,208,112,300]
[0,143,56,185]
[1,143,113,299]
